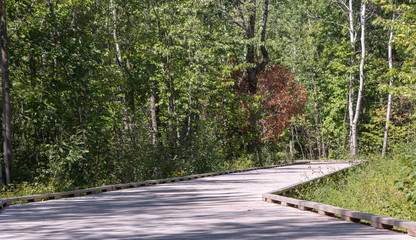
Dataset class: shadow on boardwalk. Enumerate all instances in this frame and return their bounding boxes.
[0,163,412,240]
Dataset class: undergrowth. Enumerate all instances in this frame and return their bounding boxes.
[293,142,416,221]
[0,181,92,199]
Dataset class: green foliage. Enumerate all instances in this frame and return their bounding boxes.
[393,143,416,205]
[39,130,89,189]
[2,0,416,196]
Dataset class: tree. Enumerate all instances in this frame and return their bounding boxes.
[345,0,368,158]
[217,0,270,152]
[382,1,396,157]
[331,0,368,158]
[0,0,11,187]
[258,64,307,142]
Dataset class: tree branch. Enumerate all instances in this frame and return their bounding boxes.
[331,0,349,12]
[306,12,346,29]
[238,6,247,29]
[9,0,37,39]
[219,8,244,29]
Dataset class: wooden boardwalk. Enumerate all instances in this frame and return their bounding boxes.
[0,162,414,239]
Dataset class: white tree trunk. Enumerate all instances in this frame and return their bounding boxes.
[150,85,159,145]
[110,0,122,66]
[382,10,395,157]
[349,0,366,158]
[348,0,357,158]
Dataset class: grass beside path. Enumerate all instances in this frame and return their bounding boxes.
[293,143,416,222]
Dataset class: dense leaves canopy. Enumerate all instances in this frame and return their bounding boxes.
[0,0,415,189]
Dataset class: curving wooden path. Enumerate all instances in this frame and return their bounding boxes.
[0,162,414,239]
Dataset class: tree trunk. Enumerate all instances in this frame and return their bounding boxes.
[349,0,366,159]
[293,125,305,160]
[166,53,175,143]
[290,126,294,160]
[305,126,314,160]
[150,81,160,145]
[312,76,322,159]
[110,0,122,67]
[47,0,60,38]
[1,0,11,187]
[246,0,257,153]
[382,10,395,157]
[29,45,36,85]
[342,101,348,157]
[347,0,357,158]
[186,86,192,137]
[352,1,366,158]
[246,0,269,153]
[122,0,131,71]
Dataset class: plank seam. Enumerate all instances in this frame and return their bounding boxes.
[0,161,308,213]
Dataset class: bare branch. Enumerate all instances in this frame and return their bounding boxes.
[219,8,244,29]
[331,0,349,12]
[9,0,37,39]
[306,12,346,29]
[238,6,247,29]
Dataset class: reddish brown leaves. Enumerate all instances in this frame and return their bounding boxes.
[258,64,307,142]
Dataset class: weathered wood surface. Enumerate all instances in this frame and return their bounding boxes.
[0,163,295,207]
[0,162,414,239]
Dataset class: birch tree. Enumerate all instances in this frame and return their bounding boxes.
[349,0,367,158]
[382,3,396,157]
[335,0,368,158]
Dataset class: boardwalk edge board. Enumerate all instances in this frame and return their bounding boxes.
[0,161,308,212]
[262,164,416,238]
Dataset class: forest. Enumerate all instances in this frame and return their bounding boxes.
[0,0,415,193]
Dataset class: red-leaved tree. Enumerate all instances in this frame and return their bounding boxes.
[257,64,307,142]
[221,63,307,155]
